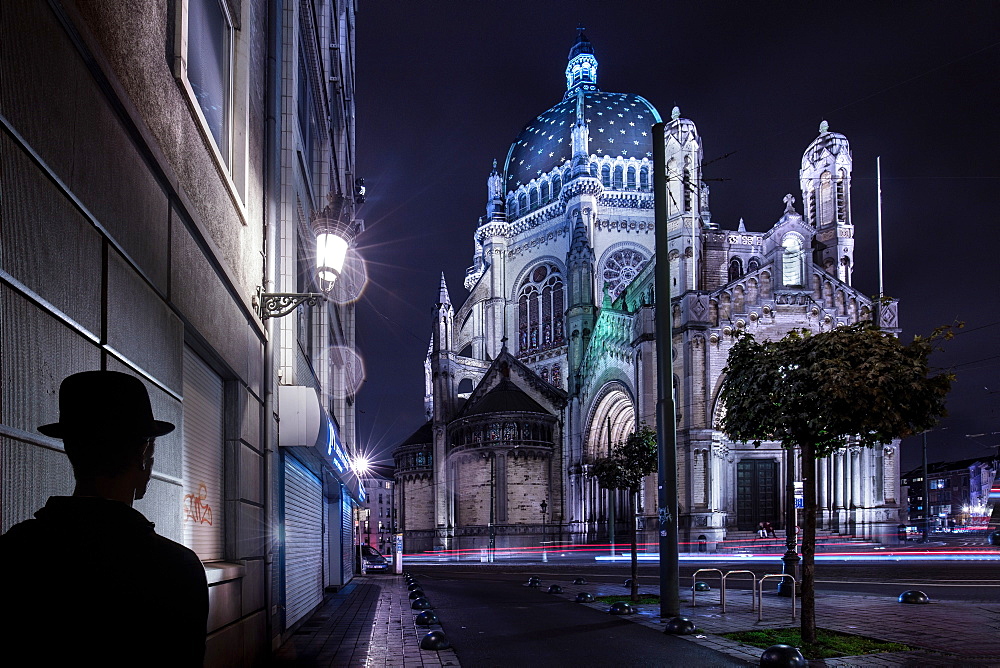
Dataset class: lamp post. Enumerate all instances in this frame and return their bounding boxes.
[540,499,548,563]
[778,445,800,596]
[260,192,359,319]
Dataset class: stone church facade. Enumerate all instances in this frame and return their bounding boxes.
[394,33,902,553]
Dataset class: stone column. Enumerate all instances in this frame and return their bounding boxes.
[833,450,845,510]
[850,448,862,510]
[818,456,829,527]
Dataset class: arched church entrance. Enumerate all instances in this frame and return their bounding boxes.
[583,382,636,539]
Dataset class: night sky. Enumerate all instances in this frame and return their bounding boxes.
[353,2,1000,475]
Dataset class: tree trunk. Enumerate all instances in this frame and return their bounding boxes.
[630,490,639,602]
[800,441,818,643]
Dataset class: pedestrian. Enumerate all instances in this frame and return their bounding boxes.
[757,522,767,538]
[0,371,208,666]
[763,521,776,538]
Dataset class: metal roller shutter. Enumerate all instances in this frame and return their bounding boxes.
[342,495,354,582]
[284,456,324,627]
[182,347,225,561]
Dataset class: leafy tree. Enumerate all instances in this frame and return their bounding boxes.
[589,424,658,601]
[719,321,953,642]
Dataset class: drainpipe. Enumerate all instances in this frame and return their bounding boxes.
[264,0,283,645]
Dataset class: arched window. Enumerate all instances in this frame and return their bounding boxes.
[683,157,695,212]
[529,187,539,209]
[518,192,528,214]
[639,166,649,191]
[613,164,624,190]
[552,174,561,198]
[507,195,517,218]
[747,258,760,274]
[819,171,832,225]
[782,234,806,287]
[590,162,598,179]
[540,367,549,382]
[552,365,561,387]
[540,180,550,204]
[836,169,848,222]
[518,263,566,356]
[626,166,636,190]
[728,257,743,283]
[601,164,611,188]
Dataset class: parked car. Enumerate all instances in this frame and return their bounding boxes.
[359,544,389,572]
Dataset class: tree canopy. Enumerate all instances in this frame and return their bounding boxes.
[719,321,954,457]
[589,424,658,492]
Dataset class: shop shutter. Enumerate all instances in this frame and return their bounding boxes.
[182,347,225,561]
[341,495,354,583]
[284,456,324,627]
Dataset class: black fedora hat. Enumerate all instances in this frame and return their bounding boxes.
[38,370,175,439]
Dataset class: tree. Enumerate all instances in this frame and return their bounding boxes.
[719,321,953,642]
[589,425,658,601]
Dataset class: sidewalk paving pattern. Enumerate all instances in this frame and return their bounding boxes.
[272,573,1000,667]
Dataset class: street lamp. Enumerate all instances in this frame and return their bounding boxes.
[540,499,548,563]
[260,192,360,319]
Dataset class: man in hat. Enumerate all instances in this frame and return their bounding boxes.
[0,370,208,666]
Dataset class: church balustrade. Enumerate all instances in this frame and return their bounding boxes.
[447,413,557,456]
[394,443,434,473]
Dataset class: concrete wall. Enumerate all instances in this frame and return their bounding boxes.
[1,1,268,664]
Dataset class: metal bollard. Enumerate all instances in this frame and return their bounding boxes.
[690,568,723,607]
[757,574,795,621]
[721,570,757,613]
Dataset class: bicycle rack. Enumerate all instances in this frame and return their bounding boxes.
[690,568,723,607]
[721,570,757,613]
[757,574,795,621]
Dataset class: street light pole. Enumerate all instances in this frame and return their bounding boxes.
[778,445,800,595]
[607,414,615,558]
[922,431,930,542]
[540,499,548,563]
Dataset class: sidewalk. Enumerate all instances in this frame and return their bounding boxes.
[271,573,999,667]
[554,579,1000,667]
[270,575,460,667]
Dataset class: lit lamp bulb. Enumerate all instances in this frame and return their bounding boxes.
[317,232,350,286]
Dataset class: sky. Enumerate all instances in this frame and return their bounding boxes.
[353,1,1000,475]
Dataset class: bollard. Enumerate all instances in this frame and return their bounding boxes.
[759,644,807,667]
[898,590,930,604]
[575,592,594,602]
[663,617,696,635]
[420,630,450,651]
[408,590,426,600]
[407,583,422,591]
[411,597,433,610]
[526,576,541,587]
[414,610,439,626]
[694,581,710,592]
[624,578,634,588]
[547,584,563,594]
[572,577,587,585]
[609,601,634,615]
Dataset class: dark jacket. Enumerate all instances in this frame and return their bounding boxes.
[0,496,208,667]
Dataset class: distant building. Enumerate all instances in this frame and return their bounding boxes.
[902,457,998,531]
[393,32,902,553]
[359,474,396,554]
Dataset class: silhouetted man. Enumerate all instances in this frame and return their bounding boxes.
[1,371,208,666]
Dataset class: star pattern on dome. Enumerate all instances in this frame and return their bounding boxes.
[505,92,661,190]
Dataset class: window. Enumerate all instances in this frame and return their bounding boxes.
[517,263,565,355]
[728,257,743,283]
[601,164,611,188]
[781,234,805,287]
[613,165,623,190]
[174,0,249,209]
[639,166,649,191]
[626,166,636,190]
[601,248,648,300]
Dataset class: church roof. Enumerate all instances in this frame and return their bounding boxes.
[504,91,661,193]
[399,420,433,447]
[503,34,662,193]
[463,378,552,417]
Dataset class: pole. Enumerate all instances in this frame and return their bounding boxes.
[876,156,884,298]
[607,414,615,557]
[653,122,680,619]
[489,453,496,561]
[922,432,929,541]
[778,446,800,595]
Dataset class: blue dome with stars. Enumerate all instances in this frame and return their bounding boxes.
[503,33,662,194]
[504,91,662,193]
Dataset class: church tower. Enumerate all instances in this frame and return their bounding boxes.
[663,107,705,294]
[800,121,855,285]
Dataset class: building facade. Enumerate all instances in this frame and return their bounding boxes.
[359,473,396,554]
[902,457,999,532]
[394,33,902,553]
[1,0,361,663]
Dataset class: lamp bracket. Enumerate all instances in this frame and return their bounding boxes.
[260,292,326,319]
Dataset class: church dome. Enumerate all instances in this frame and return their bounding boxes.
[803,120,851,165]
[503,33,662,194]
